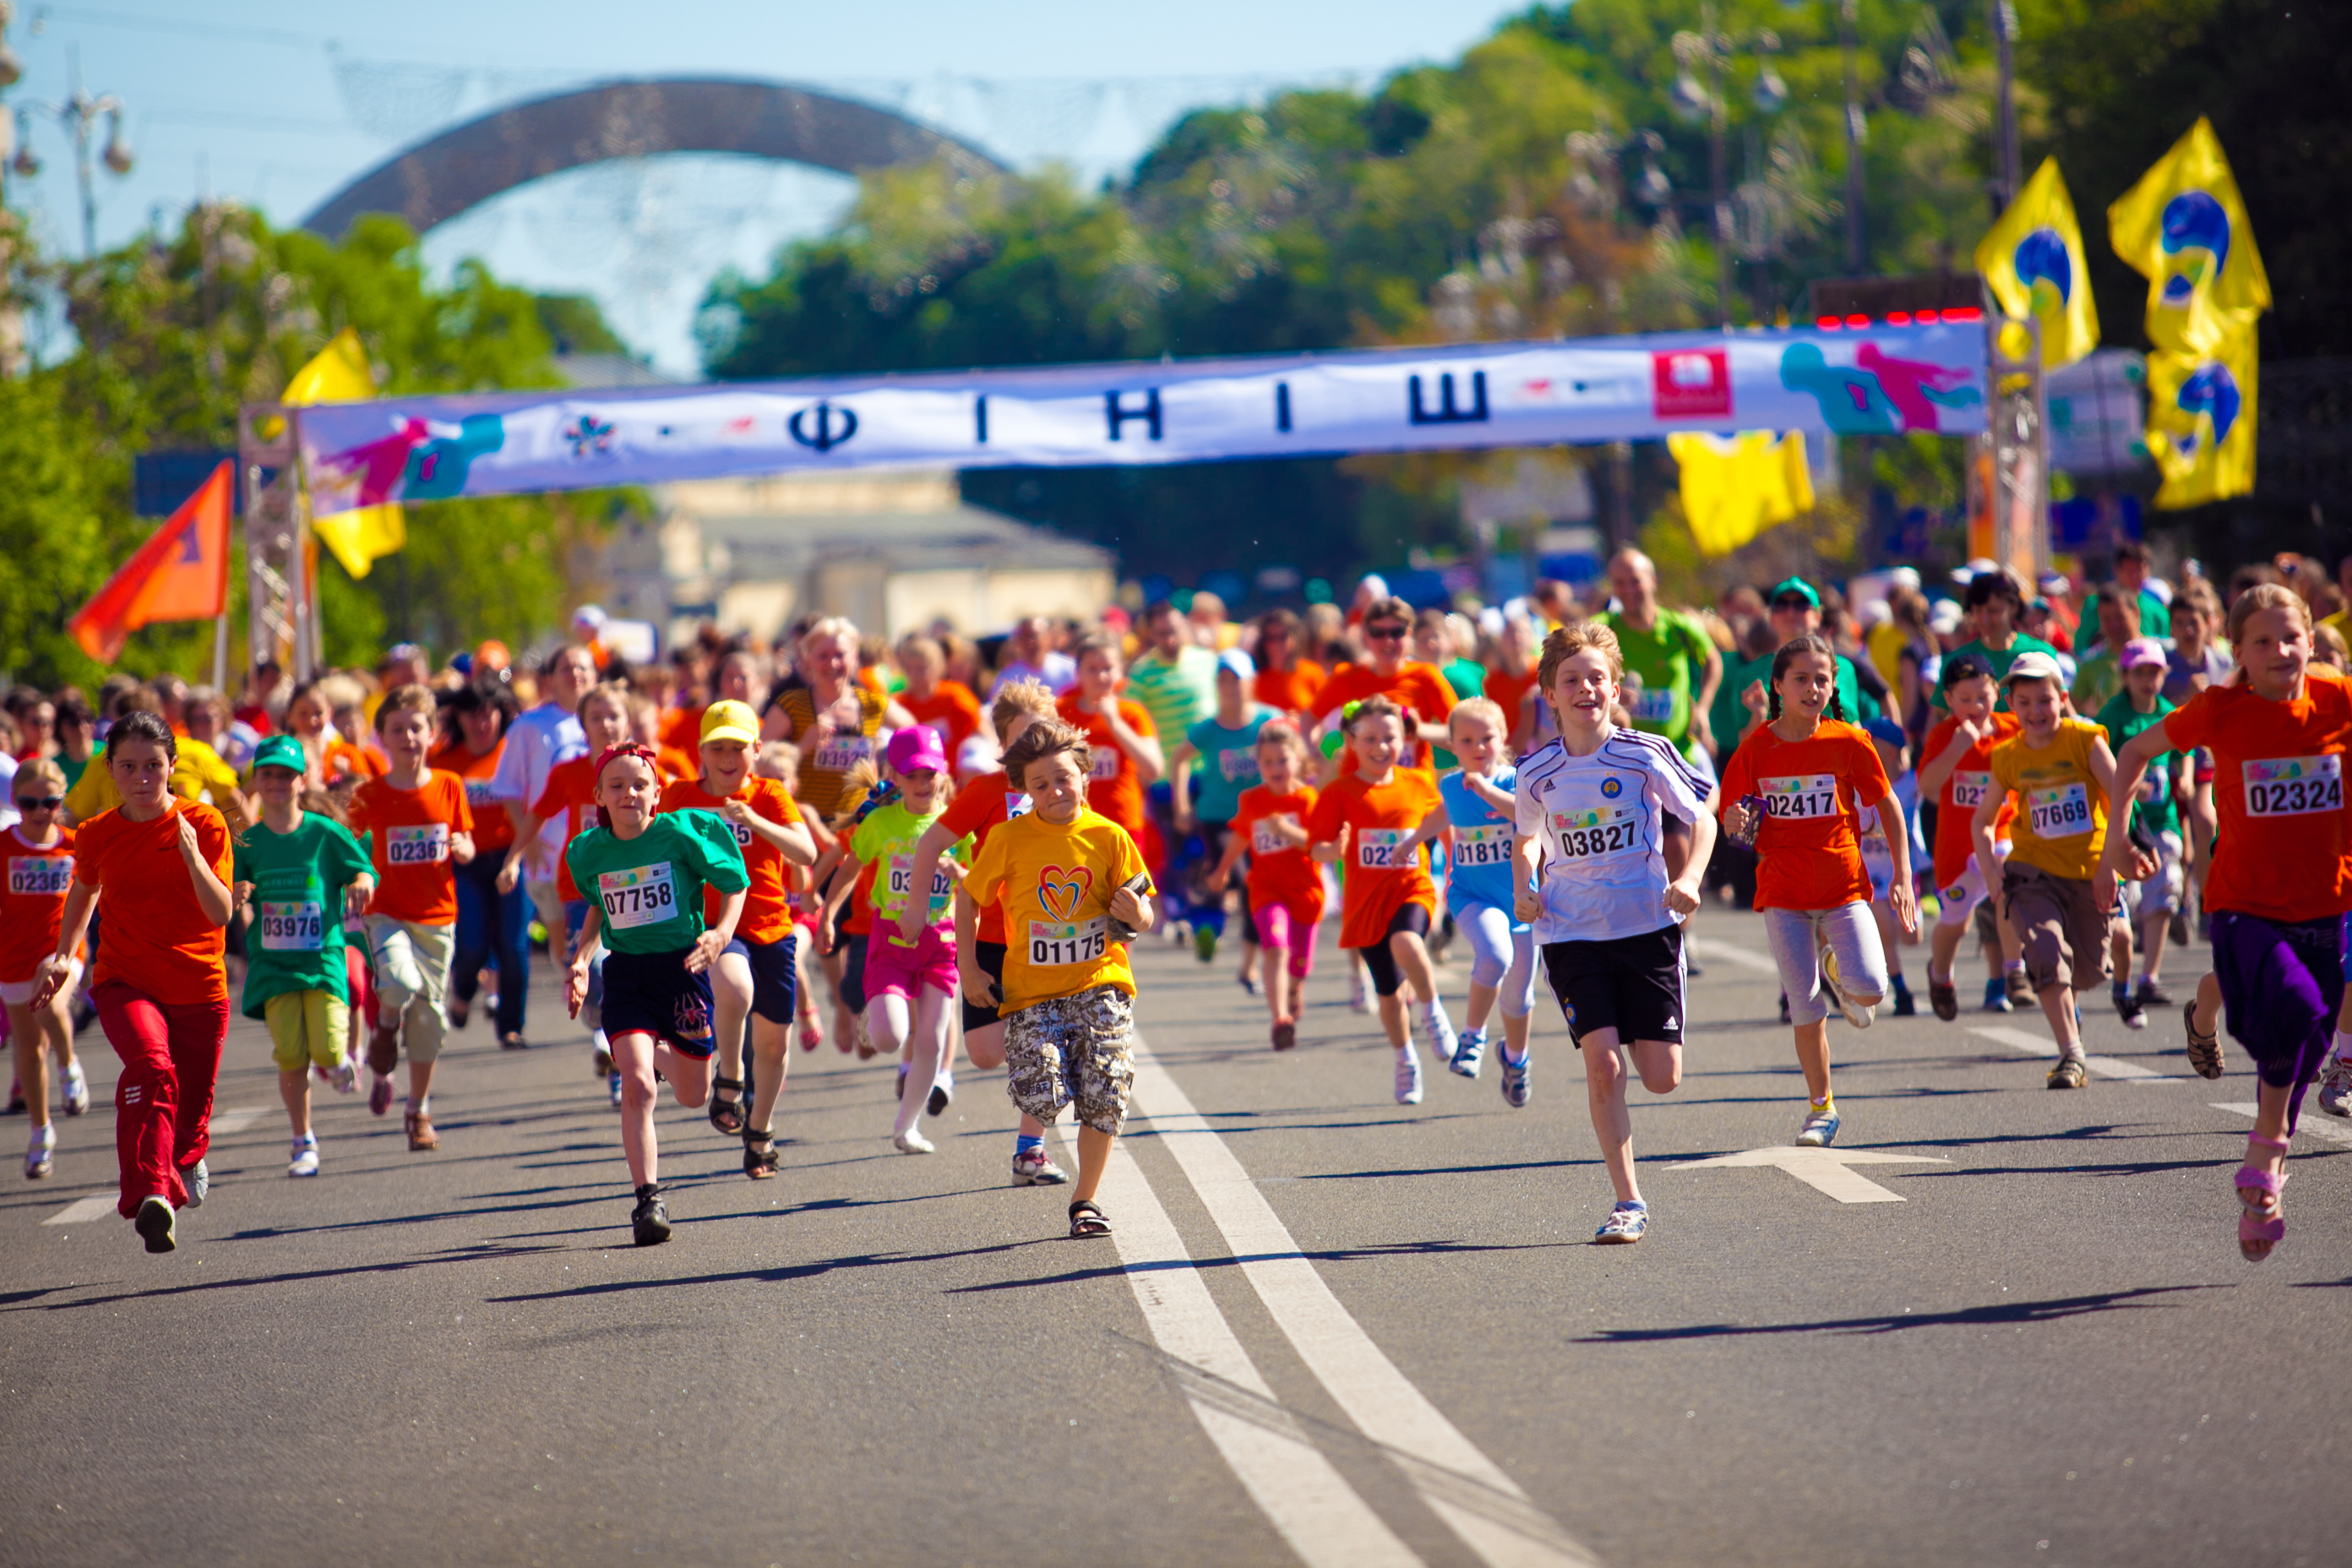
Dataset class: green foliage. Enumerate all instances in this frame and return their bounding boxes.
[0,369,118,687]
[536,293,629,356]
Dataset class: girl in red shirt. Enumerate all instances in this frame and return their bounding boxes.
[1720,635,1917,1151]
[4,760,87,1179]
[1213,721,1323,1050]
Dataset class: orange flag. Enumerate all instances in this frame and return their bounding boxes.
[69,460,234,663]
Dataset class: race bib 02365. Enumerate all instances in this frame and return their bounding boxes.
[1356,827,1413,869]
[384,824,450,866]
[7,855,72,897]
[597,863,678,929]
[1758,774,1840,821]
[2244,754,2343,817]
[1029,917,1108,966]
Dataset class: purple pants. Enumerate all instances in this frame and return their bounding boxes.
[2211,910,2345,1131]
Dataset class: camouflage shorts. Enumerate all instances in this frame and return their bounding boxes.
[1003,984,1136,1135]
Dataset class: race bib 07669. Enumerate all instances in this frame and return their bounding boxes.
[384,824,450,865]
[2026,781,2093,838]
[1452,823,1515,867]
[1758,774,1840,821]
[597,863,678,929]
[1029,917,1108,966]
[1356,827,1413,869]
[2244,754,2343,817]
[7,855,72,896]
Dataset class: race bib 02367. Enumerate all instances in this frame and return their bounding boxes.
[2244,754,2343,817]
[1452,823,1515,867]
[7,855,72,897]
[2026,781,2093,838]
[1029,917,1108,966]
[1356,827,1413,869]
[1758,774,1840,821]
[384,824,449,866]
[597,862,678,929]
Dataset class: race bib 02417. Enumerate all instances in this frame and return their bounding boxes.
[1758,774,1840,821]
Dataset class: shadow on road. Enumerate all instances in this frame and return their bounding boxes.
[1574,1283,2226,1343]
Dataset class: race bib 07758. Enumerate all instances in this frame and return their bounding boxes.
[598,863,678,929]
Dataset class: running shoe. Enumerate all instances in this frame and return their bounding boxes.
[2135,977,2174,1008]
[1778,992,1791,1025]
[61,1063,89,1116]
[2046,1057,2089,1090]
[1194,925,1217,964]
[1593,1200,1647,1244]
[1348,970,1371,1015]
[1395,1045,1424,1106]
[179,1158,208,1209]
[1237,969,1257,997]
[1982,977,2013,1014]
[1891,976,1915,1017]
[498,1032,528,1052]
[2114,985,2146,1030]
[1271,1021,1296,1051]
[1821,947,1873,1030]
[2183,1001,2225,1081]
[368,1074,395,1117]
[1685,954,1706,978]
[1449,1027,1487,1080]
[135,1195,177,1254]
[630,1184,670,1247]
[927,1071,953,1118]
[1929,974,1959,1022]
[607,1069,624,1108]
[1795,1102,1840,1147]
[893,1128,936,1155]
[2314,1056,2352,1119]
[2170,910,2191,947]
[406,1111,438,1152]
[2006,968,2034,1010]
[1499,1050,1532,1109]
[591,1044,612,1077]
[1012,1147,1069,1185]
[25,1124,55,1180]
[329,1061,357,1096]
[288,1139,320,1178]
[1422,1006,1459,1067]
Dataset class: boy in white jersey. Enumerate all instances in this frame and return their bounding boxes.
[1513,623,1714,1244]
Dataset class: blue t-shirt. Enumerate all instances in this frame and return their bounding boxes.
[1438,765,1527,929]
[1186,710,1274,825]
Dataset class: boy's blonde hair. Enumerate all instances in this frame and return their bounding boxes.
[1448,696,1507,736]
[1536,622,1624,693]
[990,676,1057,740]
[373,683,437,732]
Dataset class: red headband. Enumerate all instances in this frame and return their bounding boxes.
[593,742,661,781]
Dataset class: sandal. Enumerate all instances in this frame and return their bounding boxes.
[2183,1000,2224,1080]
[743,1126,781,1180]
[798,1015,825,1053]
[708,1075,746,1136]
[2235,1133,2289,1262]
[1068,1199,1111,1239]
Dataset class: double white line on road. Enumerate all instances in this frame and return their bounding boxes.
[1078,1043,1598,1568]
[1968,1025,2180,1082]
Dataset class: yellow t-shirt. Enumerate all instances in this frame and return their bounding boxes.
[1988,717,2108,879]
[962,806,1152,1013]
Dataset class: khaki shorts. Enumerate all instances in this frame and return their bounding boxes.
[265,988,351,1073]
[2001,863,2110,994]
[1003,984,1136,1136]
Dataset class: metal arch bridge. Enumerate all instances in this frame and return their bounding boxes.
[299,76,1007,240]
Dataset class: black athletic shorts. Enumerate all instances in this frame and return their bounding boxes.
[725,933,798,1025]
[837,932,868,1015]
[600,947,718,1059]
[961,940,1008,1033]
[1355,902,1432,998]
[1541,925,1686,1046]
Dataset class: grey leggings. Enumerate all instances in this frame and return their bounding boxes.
[1456,901,1537,1018]
[1764,903,1890,1026]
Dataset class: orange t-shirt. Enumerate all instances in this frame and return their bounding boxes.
[936,775,1032,945]
[322,738,383,784]
[1311,661,1457,773]
[1232,784,1325,924]
[1717,720,1890,912]
[2164,667,2352,923]
[659,704,708,754]
[0,824,77,985]
[1254,660,1327,720]
[76,800,233,1005]
[1484,667,1541,739]
[428,738,514,854]
[656,744,700,786]
[901,682,983,761]
[531,755,599,902]
[1921,711,2022,887]
[1056,694,1156,838]
[349,771,473,926]
[660,776,806,945]
[1305,769,1440,948]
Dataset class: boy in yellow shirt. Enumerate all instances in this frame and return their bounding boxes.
[958,716,1156,1239]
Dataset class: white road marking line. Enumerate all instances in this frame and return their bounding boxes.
[1131,1042,1602,1568]
[1665,1145,1949,1203]
[1968,1025,2179,1082]
[2212,1103,2352,1148]
[1054,1128,1424,1568]
[208,1107,266,1136]
[42,1195,115,1226]
[1683,936,1779,975]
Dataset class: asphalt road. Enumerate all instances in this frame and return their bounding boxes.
[2,906,2346,1568]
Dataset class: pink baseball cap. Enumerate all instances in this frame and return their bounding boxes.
[886,725,948,775]
[2119,637,2169,672]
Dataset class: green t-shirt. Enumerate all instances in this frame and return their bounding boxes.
[1714,650,1879,753]
[1185,710,1273,824]
[2071,651,2123,718]
[232,814,373,1021]
[2136,589,2171,641]
[57,754,89,790]
[851,801,964,943]
[1600,608,1715,756]
[566,811,749,956]
[1124,646,1217,743]
[1935,633,2061,712]
[1431,660,1489,770]
[2095,692,2180,838]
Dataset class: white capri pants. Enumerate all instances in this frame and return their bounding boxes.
[1456,901,1537,1018]
[1935,840,2011,928]
[1764,902,1890,1026]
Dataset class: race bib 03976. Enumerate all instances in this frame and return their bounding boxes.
[259,900,326,952]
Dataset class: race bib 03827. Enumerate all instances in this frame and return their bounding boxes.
[1549,804,1642,862]
[2244,754,2343,817]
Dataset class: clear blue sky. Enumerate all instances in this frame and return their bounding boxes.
[8,1,1525,371]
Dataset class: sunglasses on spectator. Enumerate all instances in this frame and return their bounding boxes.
[1364,623,1408,640]
[1771,596,1813,612]
[16,796,62,810]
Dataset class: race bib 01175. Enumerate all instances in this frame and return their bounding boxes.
[2244,754,2343,817]
[1029,917,1108,967]
[597,862,678,929]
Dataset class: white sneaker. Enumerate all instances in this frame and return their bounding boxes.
[1394,1045,1424,1105]
[892,1128,936,1155]
[288,1140,320,1178]
[25,1124,55,1180]
[61,1063,90,1116]
[1349,971,1371,1015]
[179,1157,208,1208]
[1421,1004,1458,1066]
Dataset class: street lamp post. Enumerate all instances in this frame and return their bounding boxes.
[20,45,133,257]
[1990,0,2021,211]
[1671,3,1786,328]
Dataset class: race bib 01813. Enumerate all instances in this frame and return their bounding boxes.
[597,862,678,929]
[1452,823,1514,867]
[1356,827,1413,869]
[1029,917,1108,967]
[259,900,326,952]
[2244,754,2343,817]
[384,824,450,866]
[7,855,72,897]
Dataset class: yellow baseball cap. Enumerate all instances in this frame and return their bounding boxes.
[700,699,760,746]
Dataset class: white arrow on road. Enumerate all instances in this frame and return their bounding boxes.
[1664,1145,1950,1203]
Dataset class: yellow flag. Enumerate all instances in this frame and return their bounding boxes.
[1669,431,1814,556]
[2147,325,2257,509]
[1975,156,2099,371]
[2108,117,2270,356]
[285,327,406,579]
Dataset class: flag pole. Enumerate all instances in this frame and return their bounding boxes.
[212,612,228,691]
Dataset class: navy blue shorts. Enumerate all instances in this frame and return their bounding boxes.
[961,940,1008,1034]
[600,947,717,1059]
[726,933,799,1025]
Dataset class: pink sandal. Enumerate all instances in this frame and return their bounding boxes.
[2235,1132,2289,1262]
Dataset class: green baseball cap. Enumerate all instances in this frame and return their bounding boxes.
[1767,576,1821,608]
[251,734,305,774]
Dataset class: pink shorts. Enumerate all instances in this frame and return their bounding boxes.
[863,923,958,1000]
[1253,900,1323,981]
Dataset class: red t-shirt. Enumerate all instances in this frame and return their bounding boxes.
[1921,711,2022,887]
[901,682,983,761]
[1311,661,1457,772]
[2164,667,2352,923]
[1255,660,1327,721]
[0,824,77,985]
[660,776,806,945]
[1305,769,1440,948]
[936,775,1032,945]
[1484,667,1541,738]
[76,800,233,1005]
[659,705,708,754]
[1056,694,1156,838]
[1232,784,1325,924]
[350,772,473,926]
[1718,721,1890,912]
[428,738,514,854]
[531,755,599,903]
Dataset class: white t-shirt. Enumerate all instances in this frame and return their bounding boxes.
[488,701,588,860]
[1514,727,1708,945]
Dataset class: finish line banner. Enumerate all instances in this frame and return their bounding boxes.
[297,322,1987,518]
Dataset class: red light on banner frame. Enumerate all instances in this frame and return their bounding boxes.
[1843,313,1870,329]
[1941,306,1983,322]
[1915,309,1940,324]
[1886,311,1912,325]
[1816,315,1844,329]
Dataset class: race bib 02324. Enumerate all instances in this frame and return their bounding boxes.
[2244,754,2343,817]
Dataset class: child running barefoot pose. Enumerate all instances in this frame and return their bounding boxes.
[1916,656,2027,1019]
[1515,623,1714,1239]
[564,743,750,1245]
[3,760,88,1179]
[231,737,375,1177]
[1307,698,1456,1103]
[1408,699,1534,1080]
[1720,635,1918,1147]
[1211,722,1324,1051]
[658,701,816,1178]
[957,718,1155,1239]
[2101,585,2352,1260]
